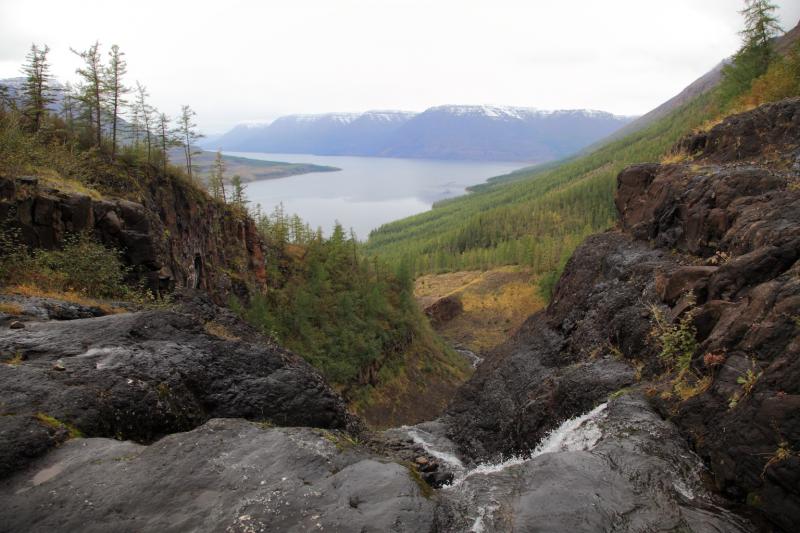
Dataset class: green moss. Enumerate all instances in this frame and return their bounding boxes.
[156,382,170,399]
[35,413,83,439]
[407,465,434,499]
[609,387,634,400]
[746,492,763,507]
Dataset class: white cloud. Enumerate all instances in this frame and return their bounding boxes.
[1,0,798,133]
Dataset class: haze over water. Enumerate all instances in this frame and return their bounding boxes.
[228,152,524,238]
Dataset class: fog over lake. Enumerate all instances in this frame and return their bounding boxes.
[227,152,524,239]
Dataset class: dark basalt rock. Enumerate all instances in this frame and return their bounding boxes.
[0,419,435,533]
[0,170,268,302]
[0,293,353,479]
[444,98,800,531]
[422,294,463,326]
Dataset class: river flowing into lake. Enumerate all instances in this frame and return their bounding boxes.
[225,152,524,238]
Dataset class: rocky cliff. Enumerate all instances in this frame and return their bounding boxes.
[0,171,267,301]
[444,97,800,531]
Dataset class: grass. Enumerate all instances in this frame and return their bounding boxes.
[2,284,124,314]
[729,359,763,409]
[761,441,797,479]
[35,413,84,439]
[673,375,713,401]
[414,266,544,354]
[0,302,23,315]
[2,351,24,366]
[204,321,241,341]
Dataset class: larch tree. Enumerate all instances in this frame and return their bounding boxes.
[722,0,784,100]
[71,42,105,148]
[209,149,227,201]
[21,43,54,133]
[158,112,174,176]
[231,174,247,208]
[61,81,77,138]
[741,0,783,62]
[105,44,129,159]
[177,105,203,182]
[134,82,155,165]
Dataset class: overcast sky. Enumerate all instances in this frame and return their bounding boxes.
[2,0,799,133]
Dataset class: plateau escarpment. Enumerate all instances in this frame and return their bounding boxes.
[444,97,800,531]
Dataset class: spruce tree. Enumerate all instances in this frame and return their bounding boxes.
[21,44,54,133]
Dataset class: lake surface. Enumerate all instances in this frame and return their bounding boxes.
[225,152,524,239]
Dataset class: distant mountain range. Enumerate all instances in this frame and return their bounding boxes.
[206,105,636,162]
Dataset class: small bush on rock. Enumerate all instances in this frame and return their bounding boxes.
[650,303,698,375]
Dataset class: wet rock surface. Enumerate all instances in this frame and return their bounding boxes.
[0,292,352,478]
[0,419,435,533]
[444,98,800,531]
[435,396,751,532]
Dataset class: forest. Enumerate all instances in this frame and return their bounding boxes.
[365,1,800,300]
[0,41,460,410]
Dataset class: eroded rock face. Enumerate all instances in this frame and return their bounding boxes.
[0,172,267,301]
[0,293,352,478]
[444,98,800,531]
[0,419,435,533]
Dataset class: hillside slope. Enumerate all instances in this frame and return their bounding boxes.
[365,21,800,284]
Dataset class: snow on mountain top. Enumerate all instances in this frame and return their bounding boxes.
[230,105,633,130]
[426,104,631,121]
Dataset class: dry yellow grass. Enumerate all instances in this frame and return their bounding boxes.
[415,266,544,355]
[0,302,23,315]
[204,321,241,341]
[30,168,103,200]
[2,284,124,314]
[660,151,689,165]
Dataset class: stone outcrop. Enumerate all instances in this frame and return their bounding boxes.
[0,172,267,302]
[0,291,353,479]
[435,395,751,532]
[0,420,435,533]
[444,98,800,531]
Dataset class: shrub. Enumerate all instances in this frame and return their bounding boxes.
[650,303,698,375]
[0,230,130,300]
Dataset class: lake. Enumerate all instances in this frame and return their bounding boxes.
[224,151,524,239]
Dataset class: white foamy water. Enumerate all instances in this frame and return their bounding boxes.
[530,402,607,457]
[403,402,609,489]
[404,427,464,469]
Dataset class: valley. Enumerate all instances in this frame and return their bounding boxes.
[1,3,799,532]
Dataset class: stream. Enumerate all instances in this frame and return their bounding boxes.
[396,403,610,531]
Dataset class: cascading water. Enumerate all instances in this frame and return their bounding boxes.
[400,403,610,532]
[403,402,609,488]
